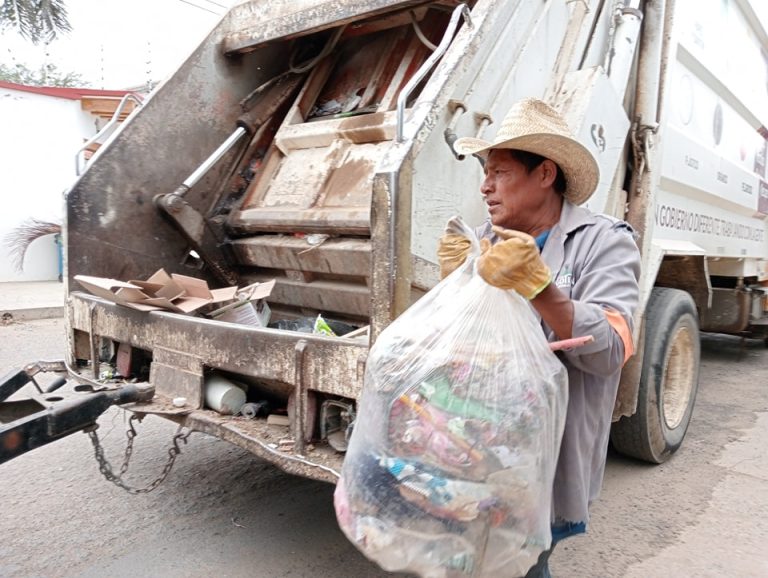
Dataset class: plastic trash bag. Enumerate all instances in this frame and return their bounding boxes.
[335,218,568,578]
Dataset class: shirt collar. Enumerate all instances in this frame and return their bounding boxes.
[556,199,597,236]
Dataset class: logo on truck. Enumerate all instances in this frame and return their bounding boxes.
[590,124,606,152]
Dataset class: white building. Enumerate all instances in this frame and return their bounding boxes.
[0,81,139,281]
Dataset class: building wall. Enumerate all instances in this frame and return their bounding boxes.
[0,88,98,281]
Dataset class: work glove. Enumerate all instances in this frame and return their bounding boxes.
[437,233,473,279]
[437,232,491,279]
[477,226,552,299]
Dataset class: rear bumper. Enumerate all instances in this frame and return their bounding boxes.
[67,292,366,481]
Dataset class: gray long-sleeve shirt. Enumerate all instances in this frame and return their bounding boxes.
[476,199,641,524]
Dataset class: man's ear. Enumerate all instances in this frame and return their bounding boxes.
[539,159,558,188]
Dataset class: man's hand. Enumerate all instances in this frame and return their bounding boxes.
[477,226,552,299]
[437,233,473,279]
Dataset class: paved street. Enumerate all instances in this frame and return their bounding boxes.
[1,318,767,577]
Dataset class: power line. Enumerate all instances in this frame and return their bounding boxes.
[198,0,229,9]
[175,0,222,16]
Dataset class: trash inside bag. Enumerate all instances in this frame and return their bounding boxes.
[335,218,568,578]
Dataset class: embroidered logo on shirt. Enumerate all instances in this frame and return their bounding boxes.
[555,265,574,289]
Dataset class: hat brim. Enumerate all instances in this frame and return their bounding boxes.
[454,133,599,205]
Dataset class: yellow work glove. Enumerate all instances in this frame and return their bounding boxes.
[437,234,491,279]
[437,233,473,279]
[477,226,552,299]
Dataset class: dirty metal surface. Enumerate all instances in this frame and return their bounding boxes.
[0,382,153,465]
[66,21,288,287]
[119,393,343,481]
[69,293,368,401]
[227,5,443,237]
[231,236,371,277]
[239,273,370,318]
[232,141,384,235]
[149,348,205,409]
[182,410,344,483]
[656,255,710,314]
[274,111,398,151]
[702,289,751,334]
[222,0,434,54]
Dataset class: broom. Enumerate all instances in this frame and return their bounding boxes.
[3,219,62,273]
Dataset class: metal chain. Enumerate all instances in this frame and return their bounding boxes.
[85,419,192,495]
[119,413,140,476]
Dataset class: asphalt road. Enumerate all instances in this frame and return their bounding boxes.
[1,318,767,578]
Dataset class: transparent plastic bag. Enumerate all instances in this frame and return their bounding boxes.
[335,218,568,578]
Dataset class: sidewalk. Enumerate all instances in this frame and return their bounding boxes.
[0,280,65,321]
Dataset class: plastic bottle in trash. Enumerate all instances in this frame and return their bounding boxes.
[204,374,246,415]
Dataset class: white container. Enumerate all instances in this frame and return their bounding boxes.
[204,374,246,415]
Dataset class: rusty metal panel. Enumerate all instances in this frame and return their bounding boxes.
[65,22,291,286]
[655,255,710,314]
[240,274,370,318]
[274,111,397,150]
[230,141,384,234]
[701,288,751,334]
[69,294,367,400]
[231,236,371,276]
[150,348,204,408]
[184,413,343,482]
[222,0,432,54]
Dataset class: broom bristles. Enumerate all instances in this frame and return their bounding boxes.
[3,219,62,273]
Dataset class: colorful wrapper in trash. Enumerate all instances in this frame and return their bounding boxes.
[335,217,568,578]
[313,314,337,336]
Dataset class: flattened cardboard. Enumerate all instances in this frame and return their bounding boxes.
[211,286,239,302]
[74,269,241,314]
[141,270,185,301]
[208,280,275,327]
[238,279,276,301]
[75,276,161,311]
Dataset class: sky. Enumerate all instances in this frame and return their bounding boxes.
[2,0,768,91]
[1,0,238,89]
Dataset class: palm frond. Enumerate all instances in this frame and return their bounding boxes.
[0,0,71,44]
[3,218,61,272]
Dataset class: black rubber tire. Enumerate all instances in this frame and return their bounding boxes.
[610,287,701,464]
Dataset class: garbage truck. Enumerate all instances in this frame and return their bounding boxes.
[3,0,768,485]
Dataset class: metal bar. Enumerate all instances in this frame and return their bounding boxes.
[396,3,472,142]
[606,2,643,95]
[616,0,677,420]
[0,384,153,466]
[75,93,143,175]
[0,370,31,403]
[88,303,101,380]
[181,127,248,192]
[293,340,308,456]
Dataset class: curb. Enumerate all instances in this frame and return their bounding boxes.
[1,307,64,322]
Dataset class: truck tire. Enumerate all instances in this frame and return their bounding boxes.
[610,287,700,464]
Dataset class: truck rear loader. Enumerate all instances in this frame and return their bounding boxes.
[3,0,768,486]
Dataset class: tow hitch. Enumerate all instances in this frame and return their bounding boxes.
[0,361,154,465]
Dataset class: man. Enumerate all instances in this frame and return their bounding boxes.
[439,98,641,577]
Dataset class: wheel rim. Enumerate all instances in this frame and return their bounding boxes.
[662,322,696,429]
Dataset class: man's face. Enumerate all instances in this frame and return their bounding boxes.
[480,149,546,232]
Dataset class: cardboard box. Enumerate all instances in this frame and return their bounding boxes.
[74,269,238,313]
[208,280,275,327]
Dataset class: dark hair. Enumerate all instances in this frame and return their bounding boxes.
[507,149,567,194]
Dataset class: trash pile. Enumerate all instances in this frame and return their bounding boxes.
[335,223,568,578]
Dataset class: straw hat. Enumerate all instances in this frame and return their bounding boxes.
[454,98,599,205]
